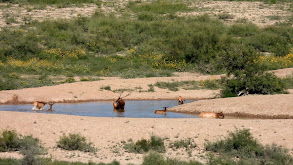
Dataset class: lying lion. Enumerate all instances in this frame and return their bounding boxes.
[199,112,224,119]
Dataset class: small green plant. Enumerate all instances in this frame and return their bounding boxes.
[205,128,293,164]
[0,129,21,152]
[112,88,133,93]
[0,157,121,165]
[124,135,165,154]
[0,129,46,165]
[63,77,75,83]
[20,135,46,165]
[147,84,155,92]
[283,74,293,89]
[100,85,111,91]
[220,45,287,97]
[169,138,197,151]
[154,81,179,91]
[57,133,96,152]
[218,13,234,20]
[155,80,222,91]
[142,151,203,165]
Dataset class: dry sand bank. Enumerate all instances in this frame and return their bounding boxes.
[169,94,293,119]
[0,111,293,164]
[0,68,292,105]
[0,74,222,104]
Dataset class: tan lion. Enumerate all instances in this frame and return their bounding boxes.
[199,112,225,119]
[32,101,47,110]
[178,96,184,105]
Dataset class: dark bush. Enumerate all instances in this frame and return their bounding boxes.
[0,130,21,152]
[220,44,287,97]
[142,152,203,165]
[124,135,165,154]
[205,128,293,164]
[57,133,96,152]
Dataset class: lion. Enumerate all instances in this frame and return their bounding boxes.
[178,96,184,105]
[32,101,47,110]
[199,112,225,119]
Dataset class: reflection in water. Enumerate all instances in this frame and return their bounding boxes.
[0,100,198,118]
[114,111,125,117]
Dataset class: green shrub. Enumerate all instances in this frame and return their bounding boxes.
[63,77,75,83]
[0,158,21,165]
[206,129,264,158]
[147,84,155,92]
[0,0,98,5]
[218,13,234,20]
[0,157,120,165]
[0,130,21,152]
[220,45,287,97]
[57,133,96,152]
[282,74,293,89]
[149,135,165,153]
[0,72,55,91]
[221,72,287,97]
[154,81,179,91]
[205,128,293,164]
[169,138,197,151]
[20,135,46,165]
[100,85,111,91]
[142,152,203,165]
[155,80,222,91]
[124,135,165,154]
[142,152,166,165]
[0,129,46,165]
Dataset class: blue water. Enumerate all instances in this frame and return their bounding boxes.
[0,100,198,118]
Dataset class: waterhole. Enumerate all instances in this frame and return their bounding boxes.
[0,100,198,118]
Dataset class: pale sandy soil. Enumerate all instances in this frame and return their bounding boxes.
[0,73,223,104]
[0,112,293,165]
[0,0,292,29]
[184,1,292,27]
[0,68,293,164]
[0,3,97,29]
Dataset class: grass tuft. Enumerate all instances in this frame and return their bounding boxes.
[124,135,165,154]
[57,133,96,152]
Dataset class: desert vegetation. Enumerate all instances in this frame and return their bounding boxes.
[0,0,292,96]
[124,135,166,154]
[57,133,96,153]
[1,128,292,165]
[0,129,46,165]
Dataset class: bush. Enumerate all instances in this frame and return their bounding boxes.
[169,138,197,150]
[142,152,166,165]
[0,130,21,152]
[0,157,121,165]
[206,129,264,158]
[221,72,287,97]
[0,129,46,165]
[124,135,165,154]
[0,158,21,165]
[100,85,111,91]
[20,135,46,165]
[205,128,293,164]
[142,152,203,165]
[220,45,287,97]
[57,133,96,152]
